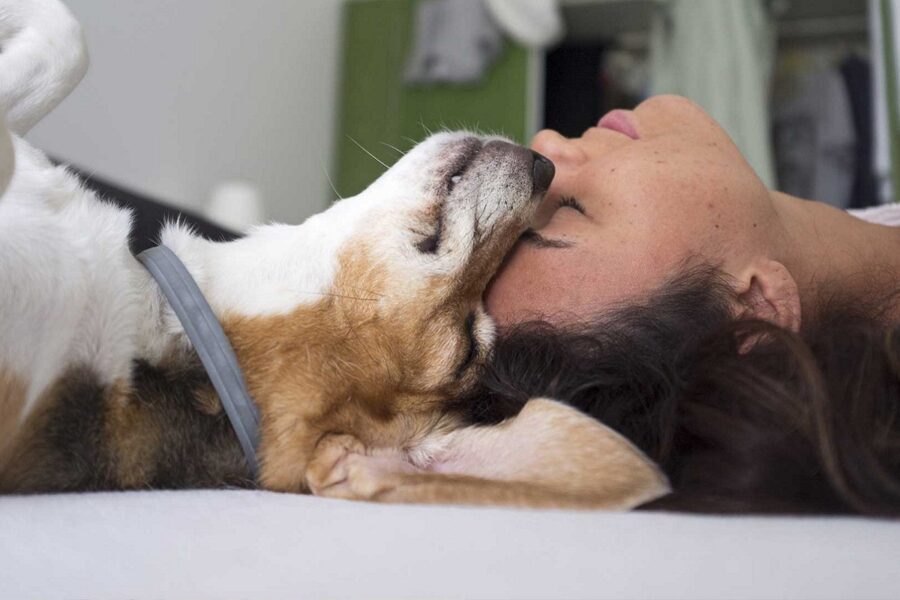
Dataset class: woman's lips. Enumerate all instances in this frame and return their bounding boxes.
[597,110,640,140]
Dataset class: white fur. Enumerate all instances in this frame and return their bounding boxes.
[0,1,538,431]
[0,135,142,415]
[0,113,12,196]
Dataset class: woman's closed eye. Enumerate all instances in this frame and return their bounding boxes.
[518,196,587,250]
[558,196,587,215]
[520,228,573,249]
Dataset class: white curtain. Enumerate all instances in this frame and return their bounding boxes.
[870,0,900,203]
[649,0,776,188]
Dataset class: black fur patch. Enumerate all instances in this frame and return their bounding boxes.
[0,360,253,493]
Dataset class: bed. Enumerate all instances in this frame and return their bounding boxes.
[2,489,898,599]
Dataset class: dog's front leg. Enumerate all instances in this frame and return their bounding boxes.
[309,456,656,510]
[304,440,538,506]
[305,399,671,510]
[256,425,326,493]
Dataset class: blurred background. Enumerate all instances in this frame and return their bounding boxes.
[28,0,892,230]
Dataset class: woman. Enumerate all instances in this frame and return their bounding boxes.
[468,95,900,516]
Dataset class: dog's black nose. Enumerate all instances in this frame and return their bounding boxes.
[531,151,555,195]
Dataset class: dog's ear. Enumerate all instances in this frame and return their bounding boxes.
[308,398,670,510]
[423,398,670,509]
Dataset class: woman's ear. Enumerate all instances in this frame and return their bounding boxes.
[734,259,801,332]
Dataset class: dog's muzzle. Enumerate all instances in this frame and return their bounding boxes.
[531,151,555,196]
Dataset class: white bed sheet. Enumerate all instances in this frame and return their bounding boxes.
[1,489,898,599]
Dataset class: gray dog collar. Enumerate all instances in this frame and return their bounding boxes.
[137,245,261,478]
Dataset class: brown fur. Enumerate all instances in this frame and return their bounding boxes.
[224,238,475,492]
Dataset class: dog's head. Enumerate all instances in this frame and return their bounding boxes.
[204,132,553,489]
[328,133,553,394]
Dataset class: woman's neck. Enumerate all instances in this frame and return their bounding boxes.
[772,191,900,321]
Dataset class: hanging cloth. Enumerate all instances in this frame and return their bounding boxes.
[772,62,857,209]
[404,0,504,85]
[869,0,900,203]
[649,0,776,188]
[485,0,565,49]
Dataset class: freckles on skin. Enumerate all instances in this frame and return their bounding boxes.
[484,244,602,324]
[488,161,728,325]
[488,166,703,325]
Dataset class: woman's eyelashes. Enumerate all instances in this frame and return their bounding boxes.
[558,196,587,215]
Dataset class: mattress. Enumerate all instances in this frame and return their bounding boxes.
[2,489,898,599]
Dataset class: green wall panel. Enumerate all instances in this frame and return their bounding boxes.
[335,0,530,199]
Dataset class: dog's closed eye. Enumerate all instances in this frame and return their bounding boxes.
[416,213,443,254]
[454,312,479,376]
[447,169,464,193]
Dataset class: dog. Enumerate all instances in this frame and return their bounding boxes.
[0,0,668,509]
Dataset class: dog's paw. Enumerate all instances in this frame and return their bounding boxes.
[305,434,366,495]
[328,453,415,500]
[306,436,421,501]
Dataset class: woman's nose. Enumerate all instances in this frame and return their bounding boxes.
[530,129,587,166]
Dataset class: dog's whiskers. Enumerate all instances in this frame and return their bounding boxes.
[319,158,343,201]
[348,136,390,170]
[379,141,407,156]
[297,290,380,302]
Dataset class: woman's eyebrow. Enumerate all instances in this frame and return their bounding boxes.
[520,229,574,249]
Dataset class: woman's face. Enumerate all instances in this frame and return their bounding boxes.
[485,95,776,325]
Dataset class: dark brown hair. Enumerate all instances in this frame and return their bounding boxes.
[457,265,900,516]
